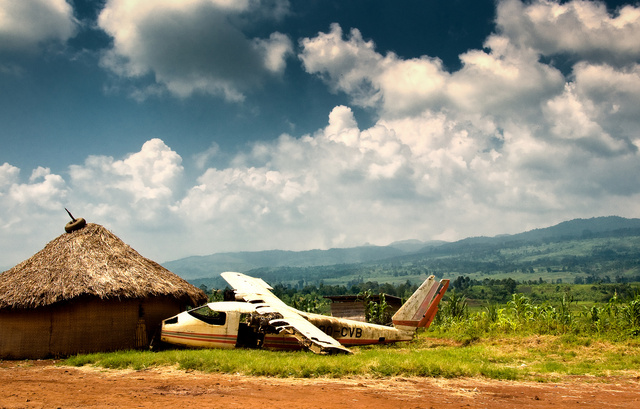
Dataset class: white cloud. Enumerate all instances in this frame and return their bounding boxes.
[0,164,69,265]
[173,107,504,253]
[497,0,640,65]
[299,22,565,118]
[572,62,640,143]
[544,82,628,154]
[0,0,77,52]
[98,0,293,101]
[3,0,640,269]
[299,24,452,117]
[293,1,640,247]
[0,163,19,188]
[376,56,448,117]
[0,140,187,267]
[7,167,67,211]
[193,142,221,170]
[254,32,293,74]
[448,34,565,116]
[299,24,386,108]
[68,138,184,217]
[0,164,64,214]
[299,1,640,120]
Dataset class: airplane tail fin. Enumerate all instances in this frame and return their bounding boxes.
[392,276,450,330]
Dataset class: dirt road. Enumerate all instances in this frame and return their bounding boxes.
[1,360,639,408]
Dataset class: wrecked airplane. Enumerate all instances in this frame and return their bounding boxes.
[159,272,449,354]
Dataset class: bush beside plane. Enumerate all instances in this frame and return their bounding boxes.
[159,272,450,354]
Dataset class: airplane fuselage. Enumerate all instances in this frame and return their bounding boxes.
[160,301,414,352]
[159,272,449,354]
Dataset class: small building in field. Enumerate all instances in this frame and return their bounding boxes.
[0,222,207,359]
[324,294,402,322]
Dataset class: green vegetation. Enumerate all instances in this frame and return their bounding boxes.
[67,216,640,381]
[190,231,640,291]
[63,281,640,380]
[62,333,640,380]
[431,289,640,340]
[183,217,640,290]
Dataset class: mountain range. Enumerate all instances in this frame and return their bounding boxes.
[163,216,640,285]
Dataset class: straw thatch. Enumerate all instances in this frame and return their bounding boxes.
[0,223,207,309]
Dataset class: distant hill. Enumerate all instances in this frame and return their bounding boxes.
[164,216,640,287]
[431,216,640,254]
[500,216,640,242]
[388,239,447,253]
[163,246,406,280]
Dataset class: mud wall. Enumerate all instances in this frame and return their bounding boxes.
[0,297,183,359]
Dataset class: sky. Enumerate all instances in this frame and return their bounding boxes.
[1,0,640,268]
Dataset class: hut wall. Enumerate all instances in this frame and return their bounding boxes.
[329,297,402,322]
[330,301,366,322]
[0,297,184,359]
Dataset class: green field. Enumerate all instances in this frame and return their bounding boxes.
[63,284,640,380]
[189,231,640,293]
[62,332,639,381]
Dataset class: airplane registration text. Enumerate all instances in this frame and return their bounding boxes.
[318,326,362,338]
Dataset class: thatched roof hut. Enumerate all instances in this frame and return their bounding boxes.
[0,223,205,309]
[0,222,207,359]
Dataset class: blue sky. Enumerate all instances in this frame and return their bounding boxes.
[1,0,639,268]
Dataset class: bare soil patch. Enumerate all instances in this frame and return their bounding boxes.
[1,360,639,408]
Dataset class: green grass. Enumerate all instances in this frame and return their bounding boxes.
[62,345,516,379]
[60,289,640,380]
[62,333,640,381]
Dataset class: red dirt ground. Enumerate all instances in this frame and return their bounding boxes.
[1,360,639,408]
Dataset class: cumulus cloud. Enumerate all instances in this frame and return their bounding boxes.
[3,0,640,268]
[294,0,640,243]
[0,164,69,266]
[0,166,67,215]
[0,0,77,52]
[98,0,293,101]
[571,62,640,143]
[193,142,221,170]
[169,96,638,255]
[8,168,67,211]
[299,22,566,119]
[299,24,455,117]
[299,24,387,108]
[0,163,19,188]
[174,106,424,251]
[0,140,187,267]
[299,24,564,120]
[299,3,640,146]
[68,138,184,222]
[449,34,565,117]
[497,0,640,65]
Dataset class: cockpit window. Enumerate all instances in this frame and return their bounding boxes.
[188,305,226,325]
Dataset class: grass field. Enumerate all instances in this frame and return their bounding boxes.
[62,331,640,381]
[61,287,640,380]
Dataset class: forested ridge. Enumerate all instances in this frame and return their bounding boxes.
[171,216,640,290]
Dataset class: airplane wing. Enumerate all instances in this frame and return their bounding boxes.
[221,271,288,308]
[221,272,351,355]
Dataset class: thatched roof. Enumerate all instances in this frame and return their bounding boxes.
[0,223,207,309]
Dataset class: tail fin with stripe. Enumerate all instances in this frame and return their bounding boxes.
[392,276,450,330]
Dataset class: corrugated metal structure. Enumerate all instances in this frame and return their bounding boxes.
[324,294,402,322]
[0,222,207,359]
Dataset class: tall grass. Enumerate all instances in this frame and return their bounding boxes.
[60,291,640,381]
[430,291,640,341]
[63,345,520,379]
[63,334,640,380]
